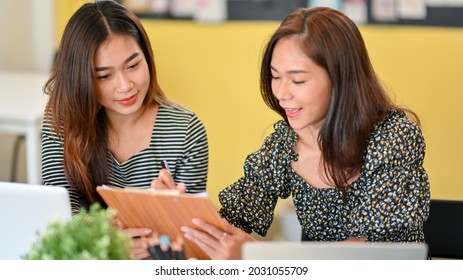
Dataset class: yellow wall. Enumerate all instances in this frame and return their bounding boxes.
[56,2,463,206]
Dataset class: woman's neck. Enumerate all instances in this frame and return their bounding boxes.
[106,104,159,163]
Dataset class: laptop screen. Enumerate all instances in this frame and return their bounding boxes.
[0,182,72,260]
[242,241,428,260]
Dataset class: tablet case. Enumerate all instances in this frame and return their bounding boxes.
[96,186,224,260]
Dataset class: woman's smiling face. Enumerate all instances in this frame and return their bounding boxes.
[271,36,331,134]
[94,34,150,119]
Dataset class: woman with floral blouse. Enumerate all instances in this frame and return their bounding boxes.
[168,7,429,259]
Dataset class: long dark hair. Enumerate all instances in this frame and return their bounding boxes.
[260,7,418,194]
[43,0,167,205]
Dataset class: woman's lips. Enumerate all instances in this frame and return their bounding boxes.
[118,93,137,106]
[285,108,301,118]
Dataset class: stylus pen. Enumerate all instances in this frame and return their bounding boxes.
[160,160,171,175]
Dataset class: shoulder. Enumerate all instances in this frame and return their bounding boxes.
[157,104,197,120]
[259,120,296,148]
[250,120,298,161]
[371,110,424,144]
[41,117,62,143]
[155,104,207,143]
[157,104,205,128]
[366,110,425,166]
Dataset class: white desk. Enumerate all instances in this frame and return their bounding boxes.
[0,70,49,184]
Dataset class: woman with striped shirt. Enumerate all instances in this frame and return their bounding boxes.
[41,1,208,259]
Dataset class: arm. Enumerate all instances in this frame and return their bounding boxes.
[183,121,296,259]
[137,112,209,259]
[150,113,208,193]
[175,113,209,193]
[351,114,430,242]
[41,121,86,215]
[219,121,296,236]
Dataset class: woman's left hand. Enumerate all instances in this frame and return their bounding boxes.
[114,217,152,259]
[181,218,255,260]
[124,227,153,259]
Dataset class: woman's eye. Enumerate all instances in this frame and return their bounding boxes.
[96,74,110,80]
[293,80,306,85]
[128,62,140,69]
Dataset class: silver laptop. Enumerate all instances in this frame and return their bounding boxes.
[243,241,428,260]
[0,182,72,260]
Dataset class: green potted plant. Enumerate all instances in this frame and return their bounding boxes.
[25,204,132,260]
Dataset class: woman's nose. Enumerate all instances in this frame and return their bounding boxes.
[116,72,132,93]
[273,79,291,100]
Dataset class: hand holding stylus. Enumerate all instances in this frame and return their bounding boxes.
[150,160,186,193]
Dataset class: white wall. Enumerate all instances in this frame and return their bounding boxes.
[0,0,54,182]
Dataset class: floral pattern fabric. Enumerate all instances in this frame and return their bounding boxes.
[219,110,430,242]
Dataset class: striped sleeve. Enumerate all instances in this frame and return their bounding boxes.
[41,121,87,215]
[176,111,209,192]
[148,105,209,193]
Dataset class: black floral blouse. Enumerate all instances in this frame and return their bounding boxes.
[219,110,430,242]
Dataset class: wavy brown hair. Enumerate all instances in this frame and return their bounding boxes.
[43,1,167,205]
[260,7,418,195]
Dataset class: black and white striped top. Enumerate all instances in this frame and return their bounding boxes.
[42,104,209,215]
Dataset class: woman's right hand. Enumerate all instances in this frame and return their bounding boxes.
[181,218,255,260]
[150,167,186,193]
